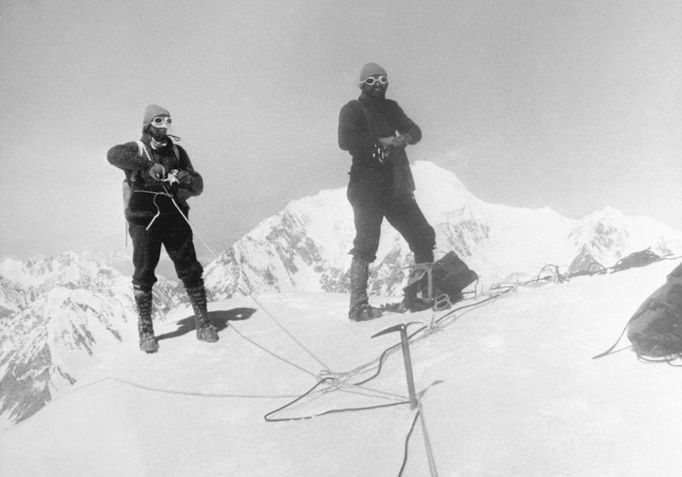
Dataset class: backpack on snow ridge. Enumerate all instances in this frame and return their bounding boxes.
[612,248,662,273]
[627,262,682,359]
[402,251,478,312]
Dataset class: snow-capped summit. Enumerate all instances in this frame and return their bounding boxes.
[567,207,682,266]
[3,161,682,434]
[406,160,481,219]
[205,161,682,298]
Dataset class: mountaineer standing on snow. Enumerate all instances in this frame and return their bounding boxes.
[107,104,219,353]
[338,63,436,321]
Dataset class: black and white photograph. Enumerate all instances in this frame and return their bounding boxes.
[2,1,682,475]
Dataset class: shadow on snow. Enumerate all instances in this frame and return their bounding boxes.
[156,307,256,342]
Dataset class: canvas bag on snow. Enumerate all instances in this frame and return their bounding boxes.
[402,251,478,311]
[612,248,662,273]
[627,262,682,358]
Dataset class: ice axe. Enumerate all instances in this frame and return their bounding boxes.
[372,322,422,409]
[373,323,442,477]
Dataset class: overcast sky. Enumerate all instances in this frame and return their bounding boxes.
[1,0,681,261]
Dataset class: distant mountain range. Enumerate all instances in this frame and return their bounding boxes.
[0,252,182,430]
[203,161,682,298]
[2,160,682,430]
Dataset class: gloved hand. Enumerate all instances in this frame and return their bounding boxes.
[378,136,403,148]
[397,133,412,147]
[175,188,192,202]
[176,170,193,187]
[148,163,166,181]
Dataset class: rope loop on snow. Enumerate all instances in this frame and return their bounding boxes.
[238,272,331,372]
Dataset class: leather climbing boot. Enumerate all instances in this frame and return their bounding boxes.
[348,257,383,322]
[186,285,219,342]
[134,289,158,353]
[349,303,384,322]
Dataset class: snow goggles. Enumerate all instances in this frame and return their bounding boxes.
[150,116,172,127]
[363,75,388,86]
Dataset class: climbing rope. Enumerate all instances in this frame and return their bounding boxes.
[151,190,682,473]
[261,289,511,426]
[348,292,512,387]
[398,410,420,476]
[144,184,330,379]
[229,324,319,378]
[263,377,410,423]
[238,272,331,371]
[53,377,303,403]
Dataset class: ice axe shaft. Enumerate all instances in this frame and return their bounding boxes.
[372,323,419,409]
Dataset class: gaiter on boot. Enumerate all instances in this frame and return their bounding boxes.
[134,289,158,353]
[186,285,219,342]
[348,256,383,321]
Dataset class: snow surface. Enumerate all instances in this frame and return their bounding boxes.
[2,260,682,476]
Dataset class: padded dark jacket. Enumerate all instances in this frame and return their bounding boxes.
[107,134,203,223]
[338,91,421,197]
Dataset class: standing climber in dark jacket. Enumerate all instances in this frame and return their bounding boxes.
[338,63,436,321]
[108,104,218,352]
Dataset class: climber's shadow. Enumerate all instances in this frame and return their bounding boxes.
[156,307,256,342]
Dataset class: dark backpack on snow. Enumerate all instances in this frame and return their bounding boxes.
[627,262,682,358]
[402,251,478,312]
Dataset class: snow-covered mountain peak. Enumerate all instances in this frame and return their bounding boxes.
[410,160,480,213]
[577,206,673,235]
[204,160,682,297]
[0,251,119,290]
[568,207,682,266]
[585,205,625,221]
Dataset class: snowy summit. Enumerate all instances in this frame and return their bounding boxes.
[2,161,682,476]
[2,261,682,476]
